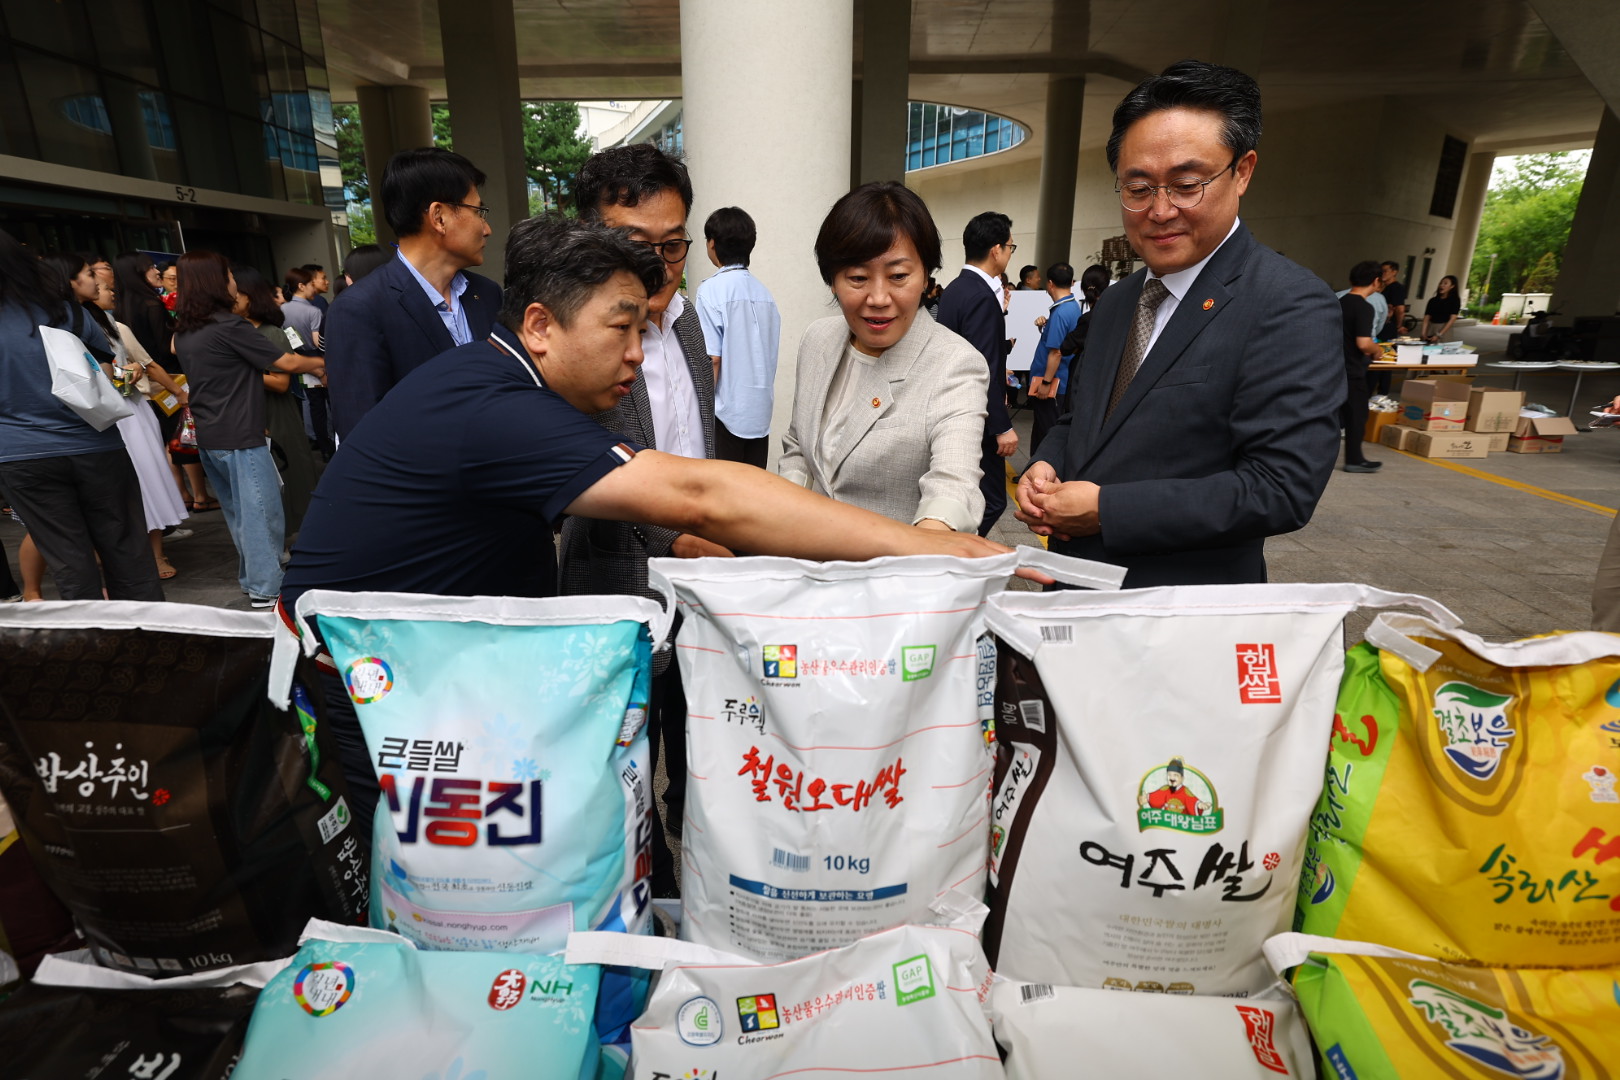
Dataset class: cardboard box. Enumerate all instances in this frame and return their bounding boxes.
[1400,379,1470,430]
[1466,388,1526,432]
[1364,410,1401,443]
[1411,431,1489,459]
[1484,431,1510,452]
[1379,424,1422,451]
[1508,415,1579,453]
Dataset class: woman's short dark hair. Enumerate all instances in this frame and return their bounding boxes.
[233,264,285,327]
[575,143,694,224]
[342,243,392,284]
[814,182,942,286]
[173,250,235,333]
[37,253,86,304]
[1106,60,1262,173]
[380,147,488,239]
[499,214,666,333]
[112,252,162,326]
[1348,260,1382,288]
[704,206,756,267]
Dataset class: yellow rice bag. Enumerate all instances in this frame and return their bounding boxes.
[1283,937,1618,1079]
[1297,614,1620,966]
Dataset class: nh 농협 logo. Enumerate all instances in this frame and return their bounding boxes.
[1432,682,1516,780]
[736,993,779,1032]
[1407,980,1565,1080]
[762,645,797,679]
[1137,757,1223,834]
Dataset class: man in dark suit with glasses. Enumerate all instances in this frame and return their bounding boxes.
[324,147,503,440]
[1016,60,1341,588]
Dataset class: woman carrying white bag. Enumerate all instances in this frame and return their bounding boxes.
[0,234,161,600]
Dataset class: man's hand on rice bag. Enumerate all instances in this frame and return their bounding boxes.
[569,450,1055,583]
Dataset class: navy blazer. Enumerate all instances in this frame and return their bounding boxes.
[324,254,502,439]
[934,268,1012,436]
[1031,225,1343,587]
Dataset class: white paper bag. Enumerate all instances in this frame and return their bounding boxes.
[42,323,133,430]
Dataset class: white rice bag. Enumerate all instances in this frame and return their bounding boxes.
[991,978,1312,1078]
[650,553,1122,961]
[568,894,1002,1079]
[982,583,1454,996]
[284,592,669,954]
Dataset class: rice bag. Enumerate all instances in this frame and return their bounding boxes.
[0,602,365,976]
[990,979,1312,1078]
[1272,933,1620,1079]
[1297,614,1620,966]
[0,950,271,1079]
[650,552,1123,961]
[283,591,667,954]
[233,920,602,1080]
[0,790,77,981]
[982,583,1454,996]
[568,893,1002,1079]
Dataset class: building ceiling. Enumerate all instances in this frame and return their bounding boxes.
[316,0,1606,158]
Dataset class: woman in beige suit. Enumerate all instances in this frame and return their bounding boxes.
[779,182,987,533]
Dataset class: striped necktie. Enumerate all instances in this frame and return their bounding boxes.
[1105,277,1171,420]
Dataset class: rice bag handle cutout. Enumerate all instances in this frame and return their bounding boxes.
[1365,611,1620,672]
[1013,547,1128,591]
[269,589,673,709]
[1261,931,1435,978]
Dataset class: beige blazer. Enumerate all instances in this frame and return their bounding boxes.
[779,310,987,532]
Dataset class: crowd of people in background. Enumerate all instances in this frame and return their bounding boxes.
[0,229,394,604]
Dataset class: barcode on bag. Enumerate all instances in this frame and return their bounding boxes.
[1017,700,1046,734]
[1020,983,1055,1005]
[772,848,810,873]
[1039,625,1072,644]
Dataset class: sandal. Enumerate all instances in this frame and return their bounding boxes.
[190,499,221,512]
[157,558,178,580]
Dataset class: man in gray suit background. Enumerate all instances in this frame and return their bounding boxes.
[559,143,718,893]
[1016,60,1342,588]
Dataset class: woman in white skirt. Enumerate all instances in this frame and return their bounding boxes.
[87,269,190,579]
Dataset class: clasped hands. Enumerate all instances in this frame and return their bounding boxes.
[1015,461,1101,540]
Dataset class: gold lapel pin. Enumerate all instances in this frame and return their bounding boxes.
[1202,298,1214,310]
[871,397,882,408]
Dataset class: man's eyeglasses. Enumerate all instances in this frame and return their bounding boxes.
[633,237,693,264]
[1116,161,1236,213]
[447,202,491,220]
[1005,242,1018,254]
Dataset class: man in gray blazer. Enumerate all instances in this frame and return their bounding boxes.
[559,144,717,893]
[1016,60,1342,588]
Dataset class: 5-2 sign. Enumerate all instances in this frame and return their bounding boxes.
[174,186,197,203]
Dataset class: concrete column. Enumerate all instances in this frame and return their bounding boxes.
[438,0,528,282]
[104,77,158,181]
[856,0,910,186]
[681,0,854,468]
[1551,107,1620,321]
[1034,76,1084,274]
[355,84,432,245]
[1446,149,1495,307]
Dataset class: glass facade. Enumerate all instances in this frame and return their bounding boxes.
[651,112,683,156]
[0,0,341,210]
[906,102,1025,172]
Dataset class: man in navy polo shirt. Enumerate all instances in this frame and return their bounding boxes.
[281,214,1020,839]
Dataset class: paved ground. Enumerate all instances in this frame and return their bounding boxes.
[5,324,1615,649]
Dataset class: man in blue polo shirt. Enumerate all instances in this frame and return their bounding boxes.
[281,214,1020,840]
[1028,262,1082,455]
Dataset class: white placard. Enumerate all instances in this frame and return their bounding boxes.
[1003,291,1053,371]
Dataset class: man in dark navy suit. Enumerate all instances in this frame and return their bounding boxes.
[324,148,503,439]
[1016,60,1342,587]
[934,211,1017,536]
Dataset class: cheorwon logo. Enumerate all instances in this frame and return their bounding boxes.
[1407,979,1564,1080]
[1432,682,1516,780]
[1136,757,1223,834]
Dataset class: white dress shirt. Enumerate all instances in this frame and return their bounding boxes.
[1142,217,1243,356]
[962,263,1005,308]
[640,291,705,458]
[695,264,781,439]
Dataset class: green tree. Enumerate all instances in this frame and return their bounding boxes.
[332,103,368,203]
[522,101,592,211]
[431,103,453,150]
[1468,152,1586,307]
[1522,251,1560,293]
[346,202,375,246]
